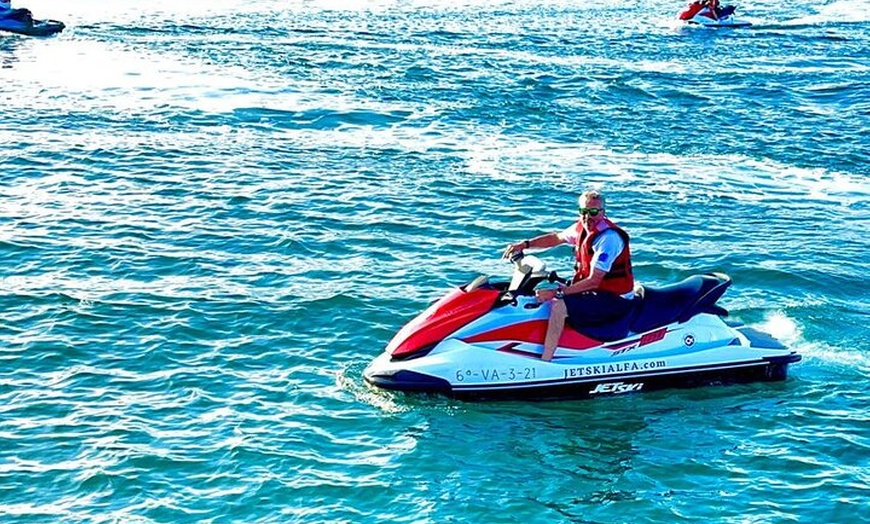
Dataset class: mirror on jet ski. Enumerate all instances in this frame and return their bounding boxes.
[465,274,489,292]
[508,253,547,292]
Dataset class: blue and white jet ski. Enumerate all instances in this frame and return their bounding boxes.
[364,253,800,400]
[0,11,64,36]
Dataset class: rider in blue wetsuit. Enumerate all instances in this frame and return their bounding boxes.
[0,0,33,24]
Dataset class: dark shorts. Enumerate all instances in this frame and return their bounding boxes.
[563,291,634,327]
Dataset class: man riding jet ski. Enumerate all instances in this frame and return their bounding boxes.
[364,191,799,400]
[502,190,636,363]
[678,0,751,27]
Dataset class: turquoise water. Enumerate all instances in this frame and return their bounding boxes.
[2,0,868,522]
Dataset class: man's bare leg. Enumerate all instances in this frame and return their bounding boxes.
[542,299,567,361]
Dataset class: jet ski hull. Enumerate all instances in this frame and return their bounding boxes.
[687,18,752,28]
[365,351,800,401]
[0,18,65,37]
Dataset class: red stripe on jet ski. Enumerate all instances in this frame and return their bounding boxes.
[601,327,670,351]
[639,327,668,346]
[462,320,601,350]
[495,342,541,357]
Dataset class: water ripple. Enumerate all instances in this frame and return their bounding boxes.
[1,0,868,522]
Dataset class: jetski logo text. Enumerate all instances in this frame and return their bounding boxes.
[563,360,667,379]
[590,382,643,395]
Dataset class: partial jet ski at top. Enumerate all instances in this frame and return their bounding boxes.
[679,0,752,27]
[0,0,64,36]
[0,16,64,36]
[364,253,800,401]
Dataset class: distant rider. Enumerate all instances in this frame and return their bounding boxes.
[0,0,33,24]
[503,190,636,362]
[699,0,721,20]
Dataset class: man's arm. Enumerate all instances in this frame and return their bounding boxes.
[536,268,605,301]
[503,232,565,258]
[527,232,566,250]
[563,268,606,295]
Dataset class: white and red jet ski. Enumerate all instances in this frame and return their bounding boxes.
[364,253,800,400]
[678,2,752,27]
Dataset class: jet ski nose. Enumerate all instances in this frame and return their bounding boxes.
[364,368,451,393]
[363,352,452,393]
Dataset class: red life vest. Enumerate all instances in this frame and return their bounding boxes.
[573,219,634,295]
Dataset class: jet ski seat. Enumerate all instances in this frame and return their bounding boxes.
[630,274,730,333]
[568,274,730,342]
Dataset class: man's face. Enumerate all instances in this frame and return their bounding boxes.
[578,197,605,232]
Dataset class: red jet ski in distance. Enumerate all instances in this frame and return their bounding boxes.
[679,1,752,27]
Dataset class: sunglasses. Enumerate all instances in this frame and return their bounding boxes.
[578,207,602,216]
